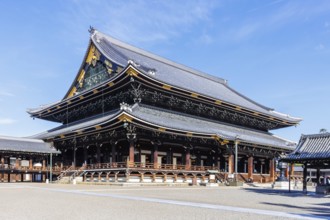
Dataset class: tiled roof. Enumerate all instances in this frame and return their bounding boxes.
[0,136,60,154]
[283,133,330,162]
[91,30,301,123]
[34,103,295,150]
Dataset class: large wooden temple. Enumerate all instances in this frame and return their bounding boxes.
[27,28,302,184]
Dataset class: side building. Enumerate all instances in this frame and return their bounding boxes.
[0,135,60,182]
[282,133,330,194]
[28,28,301,184]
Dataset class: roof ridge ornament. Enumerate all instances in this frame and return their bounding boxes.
[120,102,132,112]
[128,60,140,67]
[88,26,96,35]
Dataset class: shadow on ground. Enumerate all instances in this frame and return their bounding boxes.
[243,188,330,218]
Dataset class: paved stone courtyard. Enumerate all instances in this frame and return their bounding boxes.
[0,183,329,220]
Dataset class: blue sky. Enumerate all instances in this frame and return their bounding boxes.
[0,0,329,142]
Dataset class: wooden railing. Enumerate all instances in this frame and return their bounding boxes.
[83,162,217,171]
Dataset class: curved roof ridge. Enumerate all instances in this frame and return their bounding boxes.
[0,135,45,143]
[223,83,273,111]
[93,30,227,85]
[135,103,273,135]
[301,132,330,139]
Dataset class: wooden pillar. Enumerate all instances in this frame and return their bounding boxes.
[29,158,33,170]
[129,141,135,165]
[166,150,172,165]
[303,163,307,194]
[15,158,20,169]
[42,159,46,171]
[1,157,4,182]
[72,147,77,169]
[228,154,234,174]
[269,158,275,182]
[96,144,101,164]
[185,149,191,170]
[106,172,110,182]
[111,142,116,163]
[83,145,88,165]
[316,168,321,185]
[285,167,289,178]
[1,157,4,167]
[290,163,294,176]
[153,145,158,169]
[248,156,253,181]
[98,172,102,182]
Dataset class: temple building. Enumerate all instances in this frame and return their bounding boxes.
[282,133,330,194]
[27,28,302,184]
[0,135,59,182]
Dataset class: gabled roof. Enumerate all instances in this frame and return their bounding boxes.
[0,135,60,154]
[91,30,301,123]
[27,29,301,126]
[282,133,330,162]
[34,103,295,150]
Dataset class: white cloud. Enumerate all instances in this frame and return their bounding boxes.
[0,91,15,97]
[0,118,16,125]
[59,0,218,45]
[232,1,330,41]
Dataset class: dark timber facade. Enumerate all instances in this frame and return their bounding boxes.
[27,28,301,184]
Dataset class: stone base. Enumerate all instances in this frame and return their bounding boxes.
[272,181,289,189]
[228,181,243,187]
[204,183,219,187]
[316,185,330,194]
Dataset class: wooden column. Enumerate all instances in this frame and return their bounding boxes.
[96,144,101,164]
[129,141,135,165]
[15,158,20,169]
[111,141,116,163]
[166,150,172,165]
[290,163,294,176]
[29,158,33,170]
[153,145,158,169]
[185,149,191,170]
[316,168,321,185]
[72,146,77,169]
[248,156,253,181]
[269,158,275,182]
[42,159,46,171]
[0,156,3,182]
[1,157,4,167]
[228,154,234,174]
[285,167,289,177]
[83,145,88,165]
[303,163,307,194]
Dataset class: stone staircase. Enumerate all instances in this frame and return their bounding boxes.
[56,165,86,184]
